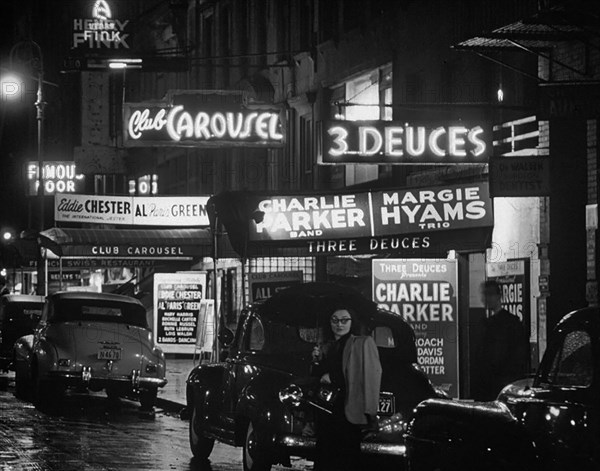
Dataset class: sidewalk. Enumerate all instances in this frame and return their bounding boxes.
[156,356,197,412]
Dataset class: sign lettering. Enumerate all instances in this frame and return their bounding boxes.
[322,120,490,164]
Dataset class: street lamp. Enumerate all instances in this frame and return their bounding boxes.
[1,41,47,295]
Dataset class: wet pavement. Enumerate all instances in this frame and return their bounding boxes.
[0,375,312,471]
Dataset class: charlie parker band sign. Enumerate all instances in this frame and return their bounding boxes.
[249,182,493,256]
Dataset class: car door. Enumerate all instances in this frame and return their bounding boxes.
[220,312,266,422]
[517,326,599,469]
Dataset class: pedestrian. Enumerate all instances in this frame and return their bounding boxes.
[311,306,382,471]
[478,280,529,400]
[0,276,10,296]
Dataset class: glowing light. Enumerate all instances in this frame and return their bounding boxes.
[0,73,23,102]
[497,86,504,102]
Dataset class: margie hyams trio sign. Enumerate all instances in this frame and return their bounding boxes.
[322,120,490,164]
[123,90,285,148]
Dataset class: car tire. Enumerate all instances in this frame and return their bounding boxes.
[243,421,272,471]
[139,388,157,411]
[14,364,30,400]
[189,404,215,459]
[33,373,61,412]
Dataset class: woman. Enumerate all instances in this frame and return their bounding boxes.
[312,306,382,471]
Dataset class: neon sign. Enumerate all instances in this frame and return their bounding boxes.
[72,0,130,49]
[124,91,285,148]
[26,161,85,196]
[322,120,490,164]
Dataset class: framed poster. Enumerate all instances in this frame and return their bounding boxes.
[153,272,207,354]
[373,259,459,397]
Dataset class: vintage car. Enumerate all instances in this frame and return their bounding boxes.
[185,282,439,471]
[0,294,44,372]
[405,307,600,471]
[13,291,167,410]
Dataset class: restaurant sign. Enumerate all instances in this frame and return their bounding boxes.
[373,259,460,397]
[124,90,285,148]
[26,161,85,196]
[55,194,210,226]
[322,120,490,164]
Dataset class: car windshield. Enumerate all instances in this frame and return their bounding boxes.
[51,299,148,328]
[5,302,43,321]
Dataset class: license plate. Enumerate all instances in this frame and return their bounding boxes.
[378,392,395,415]
[97,348,121,360]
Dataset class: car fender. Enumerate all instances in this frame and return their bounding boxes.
[186,363,226,418]
[13,334,35,366]
[235,375,292,433]
[406,398,538,471]
[32,338,59,377]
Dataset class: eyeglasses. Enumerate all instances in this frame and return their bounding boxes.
[330,318,352,325]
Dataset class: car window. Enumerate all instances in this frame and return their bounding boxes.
[373,325,396,348]
[543,330,593,387]
[50,298,148,328]
[247,317,265,351]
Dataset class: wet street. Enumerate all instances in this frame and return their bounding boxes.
[0,381,310,471]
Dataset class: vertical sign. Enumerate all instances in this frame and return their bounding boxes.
[195,299,215,353]
[153,272,207,354]
[372,259,459,397]
[485,259,530,335]
[248,271,304,302]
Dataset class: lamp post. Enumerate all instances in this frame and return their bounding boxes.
[32,42,46,296]
[2,41,46,295]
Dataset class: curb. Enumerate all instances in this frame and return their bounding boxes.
[156,397,187,415]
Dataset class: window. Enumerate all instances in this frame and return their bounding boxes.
[542,330,593,387]
[246,317,265,351]
[373,326,396,349]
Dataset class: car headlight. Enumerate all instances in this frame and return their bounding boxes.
[145,363,158,374]
[279,384,304,407]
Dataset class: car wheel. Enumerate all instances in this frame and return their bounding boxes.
[33,373,61,412]
[189,404,215,459]
[139,388,157,411]
[14,364,30,400]
[243,421,272,471]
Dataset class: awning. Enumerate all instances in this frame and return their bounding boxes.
[453,5,598,82]
[39,227,237,259]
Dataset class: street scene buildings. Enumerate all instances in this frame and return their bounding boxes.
[1,0,599,470]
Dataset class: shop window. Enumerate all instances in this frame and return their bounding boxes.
[542,330,593,387]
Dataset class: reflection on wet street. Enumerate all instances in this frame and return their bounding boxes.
[0,385,310,471]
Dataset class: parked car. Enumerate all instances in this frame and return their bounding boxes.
[405,307,600,471]
[185,282,439,471]
[0,294,44,374]
[13,291,167,410]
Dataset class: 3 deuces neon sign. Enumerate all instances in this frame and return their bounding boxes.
[323,120,490,164]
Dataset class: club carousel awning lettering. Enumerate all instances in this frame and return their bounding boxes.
[39,227,236,259]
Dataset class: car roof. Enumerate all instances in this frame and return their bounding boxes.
[556,307,600,336]
[1,294,45,304]
[50,291,143,305]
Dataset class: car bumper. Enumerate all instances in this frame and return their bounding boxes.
[276,434,406,456]
[47,370,168,389]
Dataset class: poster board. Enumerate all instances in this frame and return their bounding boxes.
[372,259,459,397]
[153,272,207,354]
[248,271,304,302]
[195,299,215,353]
